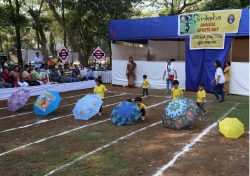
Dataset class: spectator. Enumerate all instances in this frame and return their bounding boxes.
[73,65,84,81]
[0,64,3,72]
[80,64,86,70]
[48,65,53,74]
[50,65,63,83]
[30,65,35,74]
[13,66,28,87]
[163,59,178,94]
[19,64,24,72]
[40,64,48,73]
[10,65,15,72]
[0,69,12,88]
[52,56,58,64]
[57,58,62,66]
[83,65,95,81]
[22,65,40,86]
[48,57,54,66]
[223,61,231,96]
[34,67,46,85]
[34,52,43,68]
[91,63,96,71]
[64,64,76,82]
[2,67,14,86]
[58,65,70,83]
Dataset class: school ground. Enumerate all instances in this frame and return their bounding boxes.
[0,85,248,176]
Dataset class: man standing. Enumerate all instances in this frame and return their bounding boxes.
[34,52,43,68]
[83,65,96,81]
[163,59,178,94]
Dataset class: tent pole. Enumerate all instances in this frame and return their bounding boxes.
[230,37,235,62]
[133,40,135,59]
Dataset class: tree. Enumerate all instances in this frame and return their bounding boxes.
[142,0,203,16]
[27,0,50,62]
[3,0,27,64]
[200,0,249,11]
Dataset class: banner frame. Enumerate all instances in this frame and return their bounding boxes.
[189,33,225,50]
[178,9,242,36]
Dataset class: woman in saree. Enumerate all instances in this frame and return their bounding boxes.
[126,56,136,88]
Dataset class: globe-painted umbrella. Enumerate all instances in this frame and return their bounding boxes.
[110,101,141,126]
[160,98,199,130]
[7,89,30,112]
[73,94,103,120]
[34,91,61,116]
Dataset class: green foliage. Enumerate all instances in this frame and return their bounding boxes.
[200,0,249,11]
[21,35,35,50]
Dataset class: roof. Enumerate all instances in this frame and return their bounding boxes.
[109,9,249,44]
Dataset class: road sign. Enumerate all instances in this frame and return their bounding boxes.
[92,47,105,61]
[58,45,69,62]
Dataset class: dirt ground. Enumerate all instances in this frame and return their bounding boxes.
[0,84,248,176]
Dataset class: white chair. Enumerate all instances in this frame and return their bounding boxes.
[42,72,57,85]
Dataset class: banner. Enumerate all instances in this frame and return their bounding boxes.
[178,9,242,36]
[190,33,225,50]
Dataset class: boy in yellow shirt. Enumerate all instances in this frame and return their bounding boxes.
[94,78,108,116]
[171,80,183,101]
[196,83,207,115]
[135,97,149,121]
[141,75,150,97]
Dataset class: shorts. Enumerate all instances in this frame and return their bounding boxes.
[197,102,204,110]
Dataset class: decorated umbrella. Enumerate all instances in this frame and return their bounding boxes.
[110,101,141,126]
[73,94,103,120]
[160,98,199,130]
[219,118,244,138]
[34,91,61,116]
[7,89,30,112]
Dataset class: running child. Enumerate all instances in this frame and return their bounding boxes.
[94,78,108,116]
[171,80,183,101]
[196,83,208,115]
[185,16,190,33]
[141,75,150,97]
[135,97,149,121]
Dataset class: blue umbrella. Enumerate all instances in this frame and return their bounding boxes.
[73,94,103,120]
[110,101,141,126]
[34,91,61,116]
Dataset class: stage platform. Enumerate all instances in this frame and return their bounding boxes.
[0,80,96,101]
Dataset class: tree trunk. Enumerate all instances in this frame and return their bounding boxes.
[0,36,3,53]
[15,25,22,64]
[38,29,48,63]
[61,0,66,47]
[36,29,40,49]
[48,1,83,59]
[79,19,88,66]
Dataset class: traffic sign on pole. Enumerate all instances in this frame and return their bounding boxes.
[92,47,105,61]
[58,45,69,63]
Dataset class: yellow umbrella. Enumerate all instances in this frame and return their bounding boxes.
[219,118,244,139]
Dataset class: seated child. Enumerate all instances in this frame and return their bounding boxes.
[197,83,208,115]
[171,80,183,101]
[126,99,132,102]
[135,97,149,121]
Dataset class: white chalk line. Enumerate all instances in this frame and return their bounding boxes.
[0,91,118,110]
[0,100,170,157]
[44,100,170,175]
[152,103,239,176]
[0,93,128,120]
[0,96,148,133]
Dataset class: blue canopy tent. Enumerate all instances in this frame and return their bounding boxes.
[109,9,249,91]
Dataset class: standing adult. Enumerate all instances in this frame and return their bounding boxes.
[126,56,136,88]
[34,52,43,69]
[211,60,226,103]
[163,59,177,94]
[223,61,231,96]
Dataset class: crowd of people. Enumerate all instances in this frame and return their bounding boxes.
[0,52,98,89]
